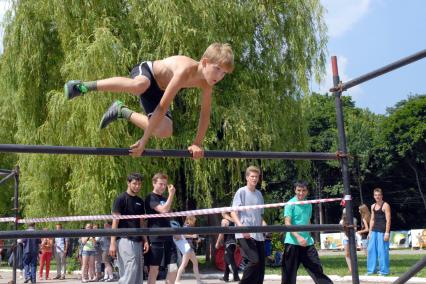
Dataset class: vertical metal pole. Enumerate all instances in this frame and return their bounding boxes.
[12,166,19,284]
[331,56,360,284]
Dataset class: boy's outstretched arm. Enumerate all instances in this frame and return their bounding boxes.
[129,74,183,157]
[188,88,212,159]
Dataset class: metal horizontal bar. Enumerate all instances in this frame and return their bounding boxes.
[330,48,426,92]
[0,144,337,160]
[0,224,343,239]
[0,169,13,175]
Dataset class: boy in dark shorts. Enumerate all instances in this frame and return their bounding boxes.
[64,43,234,158]
[145,173,178,284]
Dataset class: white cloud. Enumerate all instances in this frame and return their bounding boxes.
[321,0,372,38]
[312,54,364,100]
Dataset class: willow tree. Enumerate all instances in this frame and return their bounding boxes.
[0,0,327,220]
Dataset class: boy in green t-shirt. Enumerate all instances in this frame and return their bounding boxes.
[282,181,332,284]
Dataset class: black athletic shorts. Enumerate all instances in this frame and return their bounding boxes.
[146,241,177,266]
[130,61,172,119]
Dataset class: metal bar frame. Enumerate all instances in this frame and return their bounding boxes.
[393,256,426,284]
[0,144,337,160]
[330,48,426,284]
[332,56,360,284]
[0,171,15,186]
[2,49,425,284]
[330,48,426,92]
[0,224,343,239]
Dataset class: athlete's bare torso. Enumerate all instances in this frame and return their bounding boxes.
[152,56,209,91]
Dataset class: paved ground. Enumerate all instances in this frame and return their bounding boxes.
[1,250,425,284]
[1,271,425,284]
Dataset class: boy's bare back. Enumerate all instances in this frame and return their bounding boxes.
[153,56,208,90]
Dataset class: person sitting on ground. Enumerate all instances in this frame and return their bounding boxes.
[64,43,234,158]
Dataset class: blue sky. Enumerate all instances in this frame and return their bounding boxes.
[316,0,426,114]
[1,0,425,114]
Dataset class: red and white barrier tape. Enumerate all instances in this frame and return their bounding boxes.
[1,198,342,224]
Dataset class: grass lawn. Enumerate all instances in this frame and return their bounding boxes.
[198,254,425,278]
[264,255,426,277]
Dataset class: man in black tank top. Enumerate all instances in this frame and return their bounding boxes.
[367,188,391,276]
[215,212,240,282]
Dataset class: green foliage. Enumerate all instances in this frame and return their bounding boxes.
[380,95,426,162]
[0,1,327,220]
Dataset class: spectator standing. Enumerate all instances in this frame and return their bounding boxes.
[367,188,391,276]
[230,166,266,284]
[357,204,371,256]
[340,209,357,273]
[109,173,149,284]
[100,222,114,282]
[39,228,53,280]
[281,181,332,284]
[145,173,178,284]
[93,224,103,281]
[54,223,69,280]
[22,223,41,284]
[175,216,202,284]
[215,212,240,282]
[81,223,97,283]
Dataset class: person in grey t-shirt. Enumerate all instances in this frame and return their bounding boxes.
[231,166,266,284]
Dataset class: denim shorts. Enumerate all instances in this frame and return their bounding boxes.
[82,250,96,257]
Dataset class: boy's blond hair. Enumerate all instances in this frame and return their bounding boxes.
[202,43,234,72]
[152,172,168,183]
[245,165,260,177]
[373,187,383,194]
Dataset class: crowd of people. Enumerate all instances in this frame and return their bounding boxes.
[0,166,394,284]
[0,166,393,284]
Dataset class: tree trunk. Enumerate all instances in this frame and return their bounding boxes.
[407,159,426,210]
[355,156,364,204]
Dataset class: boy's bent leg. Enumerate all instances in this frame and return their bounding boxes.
[300,246,333,284]
[65,76,149,100]
[128,114,173,138]
[97,76,150,96]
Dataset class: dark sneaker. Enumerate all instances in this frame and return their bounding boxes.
[64,80,88,100]
[219,277,229,282]
[99,100,125,129]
